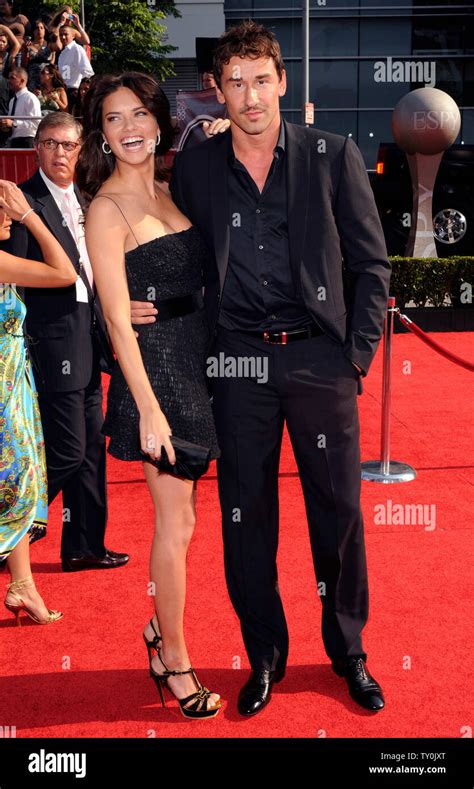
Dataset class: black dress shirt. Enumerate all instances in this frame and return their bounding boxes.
[217,122,313,332]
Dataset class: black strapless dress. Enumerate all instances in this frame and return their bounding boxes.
[102,226,220,462]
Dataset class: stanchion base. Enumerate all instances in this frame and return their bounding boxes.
[361,460,417,483]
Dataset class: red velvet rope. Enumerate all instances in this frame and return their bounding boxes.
[396,310,474,372]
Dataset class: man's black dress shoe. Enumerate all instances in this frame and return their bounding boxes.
[104,549,128,562]
[332,657,385,711]
[238,665,285,717]
[61,549,129,572]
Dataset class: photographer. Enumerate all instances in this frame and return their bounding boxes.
[48,5,89,53]
[57,23,93,112]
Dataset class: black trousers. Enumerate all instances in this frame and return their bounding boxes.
[66,87,79,114]
[211,327,369,672]
[37,364,108,559]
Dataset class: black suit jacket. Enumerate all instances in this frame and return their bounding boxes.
[170,120,391,376]
[7,169,113,393]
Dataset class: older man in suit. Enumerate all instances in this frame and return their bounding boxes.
[8,112,128,572]
[131,21,391,715]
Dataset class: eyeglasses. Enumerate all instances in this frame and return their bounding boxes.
[39,139,81,152]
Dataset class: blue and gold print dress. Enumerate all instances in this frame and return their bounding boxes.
[0,284,47,559]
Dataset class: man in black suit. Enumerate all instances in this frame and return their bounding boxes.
[8,112,129,572]
[133,21,391,715]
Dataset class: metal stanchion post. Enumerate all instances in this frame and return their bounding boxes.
[361,296,417,483]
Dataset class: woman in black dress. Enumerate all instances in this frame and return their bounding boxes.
[76,73,227,719]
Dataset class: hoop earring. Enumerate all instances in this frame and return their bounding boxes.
[102,140,112,155]
[155,132,161,149]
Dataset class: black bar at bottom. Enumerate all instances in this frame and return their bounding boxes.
[0,737,472,787]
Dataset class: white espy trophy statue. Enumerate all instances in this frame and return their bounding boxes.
[391,87,461,258]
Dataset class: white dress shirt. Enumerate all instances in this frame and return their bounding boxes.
[58,41,94,89]
[39,167,94,288]
[9,87,41,140]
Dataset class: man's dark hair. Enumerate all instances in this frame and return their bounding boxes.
[213,20,285,89]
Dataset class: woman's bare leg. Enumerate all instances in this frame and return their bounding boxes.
[6,532,31,579]
[142,465,219,708]
[5,532,56,620]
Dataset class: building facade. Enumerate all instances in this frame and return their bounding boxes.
[225,0,473,166]
[161,1,225,110]
[163,0,473,166]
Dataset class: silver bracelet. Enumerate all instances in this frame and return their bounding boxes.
[20,207,35,224]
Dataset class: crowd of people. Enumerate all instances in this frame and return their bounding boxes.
[0,3,93,147]
[0,20,390,720]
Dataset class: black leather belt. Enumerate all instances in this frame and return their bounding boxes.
[154,294,199,321]
[248,322,324,345]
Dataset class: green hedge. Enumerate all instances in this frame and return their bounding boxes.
[388,257,474,308]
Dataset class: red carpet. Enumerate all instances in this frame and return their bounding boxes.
[1,332,472,738]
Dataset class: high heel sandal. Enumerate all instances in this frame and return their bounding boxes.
[143,617,162,667]
[149,646,222,719]
[4,575,63,626]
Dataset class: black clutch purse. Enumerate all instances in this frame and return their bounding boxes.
[140,435,211,481]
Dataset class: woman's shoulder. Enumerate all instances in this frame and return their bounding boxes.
[89,187,132,226]
[91,187,119,208]
[87,189,138,250]
[89,188,116,213]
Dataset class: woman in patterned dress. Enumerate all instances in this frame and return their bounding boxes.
[0,179,76,624]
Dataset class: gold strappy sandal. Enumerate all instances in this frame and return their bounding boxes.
[4,575,63,626]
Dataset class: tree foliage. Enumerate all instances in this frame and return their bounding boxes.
[19,1,179,77]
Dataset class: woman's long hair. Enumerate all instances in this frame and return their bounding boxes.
[41,63,66,90]
[75,72,177,205]
[50,5,71,29]
[72,76,91,118]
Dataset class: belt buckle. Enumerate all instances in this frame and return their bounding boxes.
[263,331,287,345]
